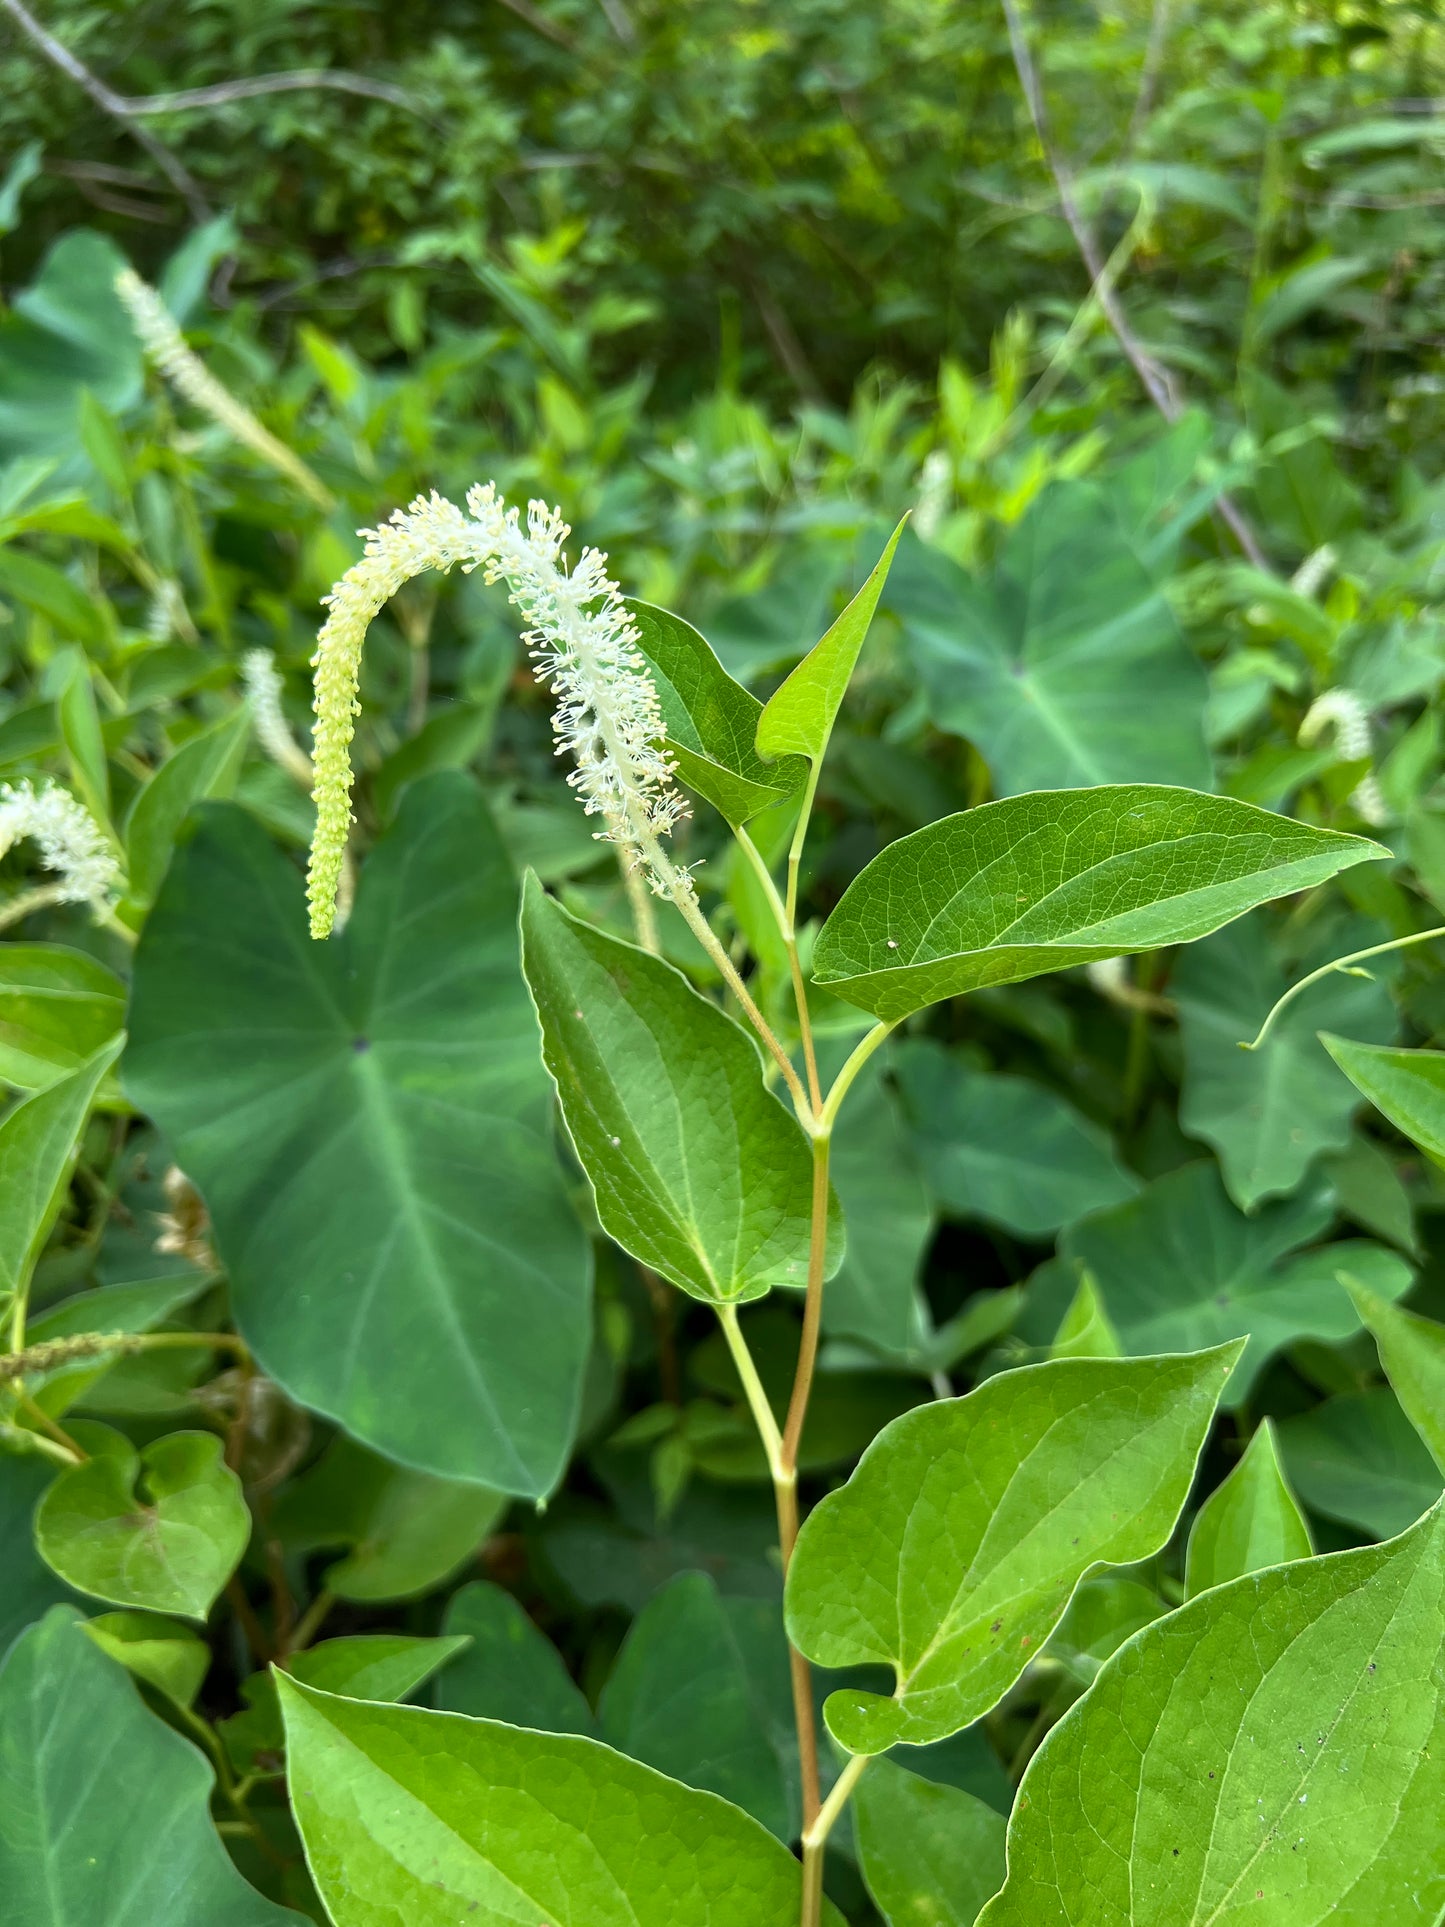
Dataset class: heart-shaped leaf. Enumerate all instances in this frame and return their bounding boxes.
[978,1502,1445,1926]
[1184,1419,1312,1598]
[811,786,1385,1021]
[785,1346,1239,1753]
[854,1759,1007,1927]
[1343,1278,1445,1474]
[1322,1032,1445,1165]
[124,774,591,1495]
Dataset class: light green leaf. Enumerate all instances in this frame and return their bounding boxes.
[124,775,591,1495]
[35,1426,249,1618]
[755,517,907,764]
[1321,1032,1445,1166]
[520,875,833,1304]
[785,1346,1239,1753]
[121,704,249,911]
[278,1673,837,1926]
[897,1039,1136,1236]
[0,552,107,646]
[0,1608,303,1924]
[854,1758,1007,1927]
[1049,1273,1121,1359]
[1061,1162,1412,1401]
[1174,917,1396,1209]
[1042,1575,1165,1689]
[1343,1278,1445,1475]
[55,648,111,820]
[81,1609,210,1705]
[0,1038,120,1306]
[1279,1389,1443,1540]
[978,1502,1445,1926]
[0,944,125,1091]
[628,601,808,823]
[1184,1419,1312,1598]
[435,1580,596,1734]
[812,787,1384,1021]
[25,1273,210,1416]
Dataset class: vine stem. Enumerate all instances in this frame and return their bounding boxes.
[736,825,822,1113]
[800,1754,871,1921]
[1241,924,1445,1051]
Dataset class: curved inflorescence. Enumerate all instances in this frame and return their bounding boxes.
[0,780,120,910]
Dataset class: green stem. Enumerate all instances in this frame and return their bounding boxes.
[734,824,822,1112]
[785,761,823,935]
[717,1304,785,1477]
[800,1754,870,1927]
[781,1133,832,1472]
[282,1586,336,1657]
[1242,925,1445,1052]
[819,1019,897,1133]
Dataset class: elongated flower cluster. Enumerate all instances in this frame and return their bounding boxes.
[1299,688,1388,826]
[242,649,314,787]
[306,485,687,938]
[114,269,333,512]
[0,780,120,908]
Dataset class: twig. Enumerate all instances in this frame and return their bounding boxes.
[118,69,419,115]
[1127,0,1173,140]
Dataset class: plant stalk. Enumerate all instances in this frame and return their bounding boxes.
[1242,925,1445,1051]
[800,1753,870,1923]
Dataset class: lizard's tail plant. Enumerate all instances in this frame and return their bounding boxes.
[0,779,121,933]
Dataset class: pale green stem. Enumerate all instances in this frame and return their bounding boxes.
[800,1754,871,1926]
[0,882,69,934]
[1242,926,1445,1052]
[820,1019,898,1133]
[717,1303,785,1478]
[734,822,821,1112]
[785,760,823,934]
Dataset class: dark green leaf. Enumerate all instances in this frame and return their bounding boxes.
[435,1580,596,1734]
[1278,1390,1443,1540]
[854,1758,1007,1927]
[122,704,249,911]
[1343,1278,1445,1474]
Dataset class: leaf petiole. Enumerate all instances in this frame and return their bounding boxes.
[1241,924,1445,1052]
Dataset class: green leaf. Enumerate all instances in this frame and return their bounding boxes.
[628,601,808,823]
[1184,1419,1312,1598]
[520,875,833,1304]
[1342,1278,1445,1474]
[35,1426,249,1618]
[1278,1390,1443,1540]
[854,1758,1007,1927]
[812,787,1384,1022]
[25,1272,210,1416]
[0,1608,303,1924]
[0,1454,79,1655]
[81,1609,210,1705]
[977,1502,1445,1926]
[1321,1032,1445,1166]
[890,481,1211,794]
[897,1039,1137,1236]
[0,1039,120,1307]
[435,1580,596,1734]
[1049,1272,1121,1359]
[785,1345,1239,1753]
[278,1673,837,1925]
[1174,917,1396,1209]
[1042,1575,1165,1689]
[599,1570,796,1838]
[121,704,249,911]
[124,775,591,1495]
[55,647,111,821]
[1061,1162,1412,1402]
[0,550,107,646]
[755,517,907,764]
[0,943,125,1091]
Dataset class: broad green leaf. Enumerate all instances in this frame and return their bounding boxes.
[1325,1131,1417,1252]
[854,1758,1007,1927]
[812,787,1384,1021]
[1061,1162,1412,1401]
[0,1454,79,1655]
[1042,1575,1165,1689]
[1279,1390,1442,1540]
[0,1039,121,1305]
[889,481,1211,794]
[124,775,591,1495]
[121,703,249,911]
[785,1346,1239,1753]
[520,875,833,1303]
[978,1502,1445,1926]
[436,1580,596,1733]
[599,1570,796,1838]
[1343,1278,1445,1473]
[1184,1419,1312,1597]
[1049,1273,1121,1359]
[0,944,125,1091]
[35,1426,249,1618]
[81,1609,210,1705]
[278,1673,837,1925]
[1321,1032,1445,1166]
[1174,917,1395,1209]
[755,517,907,763]
[0,232,142,465]
[540,1470,780,1612]
[628,601,808,823]
[0,552,107,646]
[897,1039,1136,1236]
[25,1272,210,1416]
[0,1607,303,1923]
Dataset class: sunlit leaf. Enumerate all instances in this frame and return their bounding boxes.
[854,1757,1007,1927]
[1184,1419,1312,1597]
[1322,1032,1445,1167]
[0,944,125,1092]
[1343,1277,1445,1475]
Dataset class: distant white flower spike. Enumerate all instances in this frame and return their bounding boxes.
[1299,688,1389,826]
[242,649,314,788]
[306,485,689,938]
[913,449,951,542]
[0,780,120,910]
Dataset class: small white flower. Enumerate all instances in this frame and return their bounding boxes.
[0,780,120,909]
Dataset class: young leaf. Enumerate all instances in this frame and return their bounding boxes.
[755,517,907,764]
[35,1426,249,1619]
[0,1607,303,1924]
[1321,1032,1445,1165]
[1343,1278,1445,1474]
[124,774,592,1496]
[0,1038,121,1306]
[435,1580,597,1735]
[978,1502,1445,1925]
[628,601,808,823]
[520,875,835,1304]
[81,1609,211,1706]
[1279,1389,1443,1540]
[812,787,1385,1021]
[784,1345,1240,1753]
[853,1758,1007,1927]
[0,943,125,1091]
[1184,1419,1312,1597]
[278,1674,838,1925]
[1049,1272,1121,1359]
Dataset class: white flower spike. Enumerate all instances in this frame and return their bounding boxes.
[0,780,120,911]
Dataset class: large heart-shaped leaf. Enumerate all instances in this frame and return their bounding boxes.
[0,1607,303,1924]
[1183,1419,1312,1598]
[978,1502,1445,1925]
[785,1346,1238,1753]
[1322,1032,1445,1165]
[854,1759,1007,1927]
[278,1674,838,1925]
[811,787,1384,1021]
[124,774,591,1495]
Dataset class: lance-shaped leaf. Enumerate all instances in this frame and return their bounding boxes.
[1322,1032,1445,1165]
[854,1759,1007,1927]
[1344,1277,1445,1473]
[628,601,807,823]
[811,787,1386,1021]
[785,1346,1239,1754]
[278,1674,839,1926]
[520,875,834,1303]
[0,1038,120,1305]
[0,1607,304,1925]
[0,943,125,1091]
[1049,1273,1121,1359]
[1184,1419,1312,1597]
[977,1502,1445,1926]
[755,517,907,765]
[435,1581,596,1735]
[124,774,591,1496]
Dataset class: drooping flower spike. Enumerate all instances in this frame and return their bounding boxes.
[0,780,120,913]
